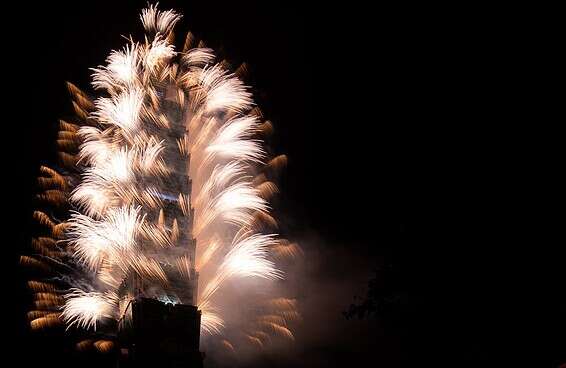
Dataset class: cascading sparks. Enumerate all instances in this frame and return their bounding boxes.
[22,4,302,355]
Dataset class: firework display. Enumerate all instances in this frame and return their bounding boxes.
[22,4,300,359]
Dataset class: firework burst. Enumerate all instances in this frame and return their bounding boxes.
[22,3,302,358]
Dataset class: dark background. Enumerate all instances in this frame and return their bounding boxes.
[5,1,564,367]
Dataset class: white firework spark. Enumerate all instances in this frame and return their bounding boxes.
[199,65,253,113]
[92,88,145,140]
[182,48,215,67]
[199,233,282,307]
[194,162,247,208]
[141,4,182,35]
[68,206,144,271]
[204,115,265,164]
[70,181,116,218]
[199,300,225,335]
[77,126,114,166]
[92,44,140,91]
[194,182,269,235]
[61,289,117,331]
[143,36,176,73]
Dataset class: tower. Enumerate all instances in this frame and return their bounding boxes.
[115,85,203,367]
[22,6,293,367]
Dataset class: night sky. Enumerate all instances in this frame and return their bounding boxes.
[5,1,565,367]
